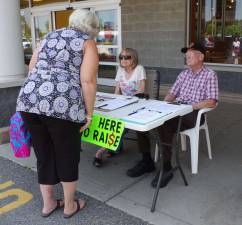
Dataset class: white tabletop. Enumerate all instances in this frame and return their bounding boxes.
[94,92,193,132]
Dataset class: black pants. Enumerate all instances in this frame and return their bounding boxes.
[21,112,82,185]
[138,110,204,163]
[136,131,151,154]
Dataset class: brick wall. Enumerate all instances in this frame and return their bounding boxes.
[121,0,242,94]
[121,0,186,68]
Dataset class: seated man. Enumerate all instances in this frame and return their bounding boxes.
[127,42,219,188]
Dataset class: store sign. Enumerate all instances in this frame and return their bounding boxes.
[81,114,125,151]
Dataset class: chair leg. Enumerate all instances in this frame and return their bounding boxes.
[204,126,212,159]
[190,135,199,174]
[181,134,187,151]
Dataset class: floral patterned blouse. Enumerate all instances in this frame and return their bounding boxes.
[16,28,90,123]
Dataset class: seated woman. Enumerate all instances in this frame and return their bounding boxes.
[93,47,146,167]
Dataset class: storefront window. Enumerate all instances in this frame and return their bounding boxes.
[34,15,51,45]
[96,9,120,80]
[190,0,242,65]
[20,1,121,83]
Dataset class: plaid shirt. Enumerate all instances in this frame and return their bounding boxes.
[170,66,218,104]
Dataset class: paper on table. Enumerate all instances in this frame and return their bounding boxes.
[95,94,116,108]
[95,96,138,110]
[99,98,138,110]
[95,100,110,108]
[96,93,115,100]
[122,109,171,124]
[145,101,182,113]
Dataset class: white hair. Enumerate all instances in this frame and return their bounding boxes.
[69,9,99,38]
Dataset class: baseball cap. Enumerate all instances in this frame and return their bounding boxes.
[181,42,206,55]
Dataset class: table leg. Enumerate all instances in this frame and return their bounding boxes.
[175,117,188,186]
[150,164,163,212]
[150,117,188,212]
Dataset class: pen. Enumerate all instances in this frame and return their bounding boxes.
[148,109,162,113]
[97,104,108,109]
[128,111,138,116]
[128,107,145,116]
[167,102,181,105]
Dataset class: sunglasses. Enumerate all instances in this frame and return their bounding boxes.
[119,55,132,60]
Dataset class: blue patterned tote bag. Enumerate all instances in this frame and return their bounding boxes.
[9,112,31,158]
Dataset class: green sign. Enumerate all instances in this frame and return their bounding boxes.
[81,114,125,151]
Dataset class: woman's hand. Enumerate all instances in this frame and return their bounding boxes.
[80,116,92,132]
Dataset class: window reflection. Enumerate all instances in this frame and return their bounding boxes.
[98,65,117,79]
[96,8,119,77]
[98,47,117,62]
[21,9,32,65]
[34,15,50,44]
[96,10,118,46]
[191,0,242,65]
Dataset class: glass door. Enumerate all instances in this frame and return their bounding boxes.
[32,12,52,48]
[30,2,121,86]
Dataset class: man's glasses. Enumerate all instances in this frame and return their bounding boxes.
[119,55,132,60]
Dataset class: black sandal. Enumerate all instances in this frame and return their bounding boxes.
[41,199,64,217]
[93,157,103,167]
[63,199,86,219]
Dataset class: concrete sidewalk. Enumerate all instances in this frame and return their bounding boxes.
[1,101,242,225]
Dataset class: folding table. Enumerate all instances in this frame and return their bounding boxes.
[94,92,193,212]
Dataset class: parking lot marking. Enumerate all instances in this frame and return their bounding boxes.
[0,181,15,190]
[0,188,33,214]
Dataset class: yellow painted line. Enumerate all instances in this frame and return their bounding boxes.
[0,189,33,214]
[0,181,15,190]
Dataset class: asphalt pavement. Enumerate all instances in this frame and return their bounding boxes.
[0,157,152,225]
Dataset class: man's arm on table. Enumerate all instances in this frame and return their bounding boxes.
[192,99,216,110]
[164,93,216,110]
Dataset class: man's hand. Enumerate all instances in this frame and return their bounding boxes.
[164,93,176,102]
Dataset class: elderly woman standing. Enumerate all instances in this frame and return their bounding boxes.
[16,9,99,218]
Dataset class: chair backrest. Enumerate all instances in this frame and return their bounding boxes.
[145,69,160,100]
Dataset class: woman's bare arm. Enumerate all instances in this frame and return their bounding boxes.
[80,40,99,130]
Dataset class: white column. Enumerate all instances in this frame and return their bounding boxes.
[0,0,25,82]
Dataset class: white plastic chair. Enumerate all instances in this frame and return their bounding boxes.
[180,105,217,174]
